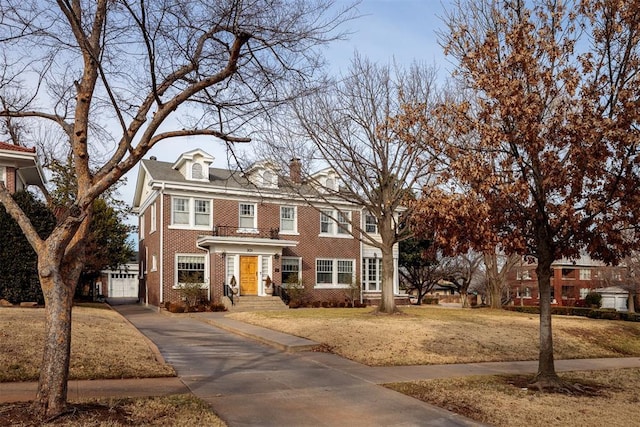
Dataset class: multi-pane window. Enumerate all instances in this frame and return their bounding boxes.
[362,257,381,291]
[282,257,301,284]
[337,260,353,284]
[365,214,378,233]
[176,255,205,286]
[172,197,210,227]
[516,269,532,280]
[316,259,354,286]
[320,210,333,234]
[316,259,333,284]
[239,203,256,229]
[172,198,190,225]
[194,199,210,226]
[226,256,236,284]
[579,269,591,280]
[320,209,352,237]
[337,211,351,235]
[280,206,296,233]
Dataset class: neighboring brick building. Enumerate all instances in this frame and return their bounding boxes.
[0,141,46,193]
[507,255,628,306]
[132,149,399,308]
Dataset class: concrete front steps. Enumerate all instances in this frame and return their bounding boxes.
[227,295,289,312]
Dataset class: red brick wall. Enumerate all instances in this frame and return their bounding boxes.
[4,166,16,193]
[144,192,364,307]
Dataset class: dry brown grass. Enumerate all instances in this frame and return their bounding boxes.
[0,305,175,382]
[228,306,640,365]
[1,394,227,426]
[386,368,640,427]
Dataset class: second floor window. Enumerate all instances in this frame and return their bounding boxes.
[365,214,378,234]
[320,209,352,237]
[239,203,256,229]
[280,206,296,233]
[194,199,210,226]
[173,198,190,225]
[171,197,211,228]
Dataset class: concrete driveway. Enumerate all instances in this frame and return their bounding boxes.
[116,305,483,427]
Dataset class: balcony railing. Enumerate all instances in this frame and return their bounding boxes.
[213,225,280,240]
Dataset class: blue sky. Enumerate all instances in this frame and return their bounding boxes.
[120,0,452,219]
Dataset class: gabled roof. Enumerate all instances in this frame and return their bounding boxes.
[171,148,215,170]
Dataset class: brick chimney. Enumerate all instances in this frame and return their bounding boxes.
[290,158,301,184]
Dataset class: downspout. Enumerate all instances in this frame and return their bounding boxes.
[159,183,165,306]
[360,208,364,305]
[195,240,211,302]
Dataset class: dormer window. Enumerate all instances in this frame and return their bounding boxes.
[172,149,214,182]
[325,178,335,190]
[263,170,274,186]
[245,161,279,189]
[192,163,203,179]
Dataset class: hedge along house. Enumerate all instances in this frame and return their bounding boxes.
[0,141,46,194]
[132,149,400,308]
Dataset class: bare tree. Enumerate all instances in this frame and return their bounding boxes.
[262,55,442,314]
[442,250,484,308]
[0,0,356,418]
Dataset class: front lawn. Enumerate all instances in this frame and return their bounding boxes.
[228,306,640,365]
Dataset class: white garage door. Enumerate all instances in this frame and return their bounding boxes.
[109,272,138,298]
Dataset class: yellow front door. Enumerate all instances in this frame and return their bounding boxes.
[240,256,258,295]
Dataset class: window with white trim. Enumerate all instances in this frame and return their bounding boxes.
[194,199,210,226]
[282,257,301,284]
[316,259,355,287]
[191,163,203,179]
[320,210,333,234]
[319,209,352,237]
[0,166,5,187]
[139,213,145,240]
[151,254,157,272]
[150,203,157,233]
[176,254,206,287]
[172,198,190,225]
[579,269,591,280]
[365,214,378,234]
[226,256,236,284]
[171,197,211,228]
[239,203,256,230]
[337,211,351,235]
[280,206,297,233]
[362,257,381,291]
[516,269,532,280]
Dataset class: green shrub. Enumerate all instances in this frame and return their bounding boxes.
[423,297,439,305]
[584,292,602,308]
[0,191,55,304]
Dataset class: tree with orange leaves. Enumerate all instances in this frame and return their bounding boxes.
[427,0,640,390]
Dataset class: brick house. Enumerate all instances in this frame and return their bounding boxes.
[507,255,628,306]
[0,141,46,193]
[132,149,400,308]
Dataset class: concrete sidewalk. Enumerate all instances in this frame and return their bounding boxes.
[4,305,640,426]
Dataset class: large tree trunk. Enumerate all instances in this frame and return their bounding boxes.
[33,215,89,418]
[35,272,75,417]
[378,244,397,313]
[531,235,561,388]
[482,252,503,309]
